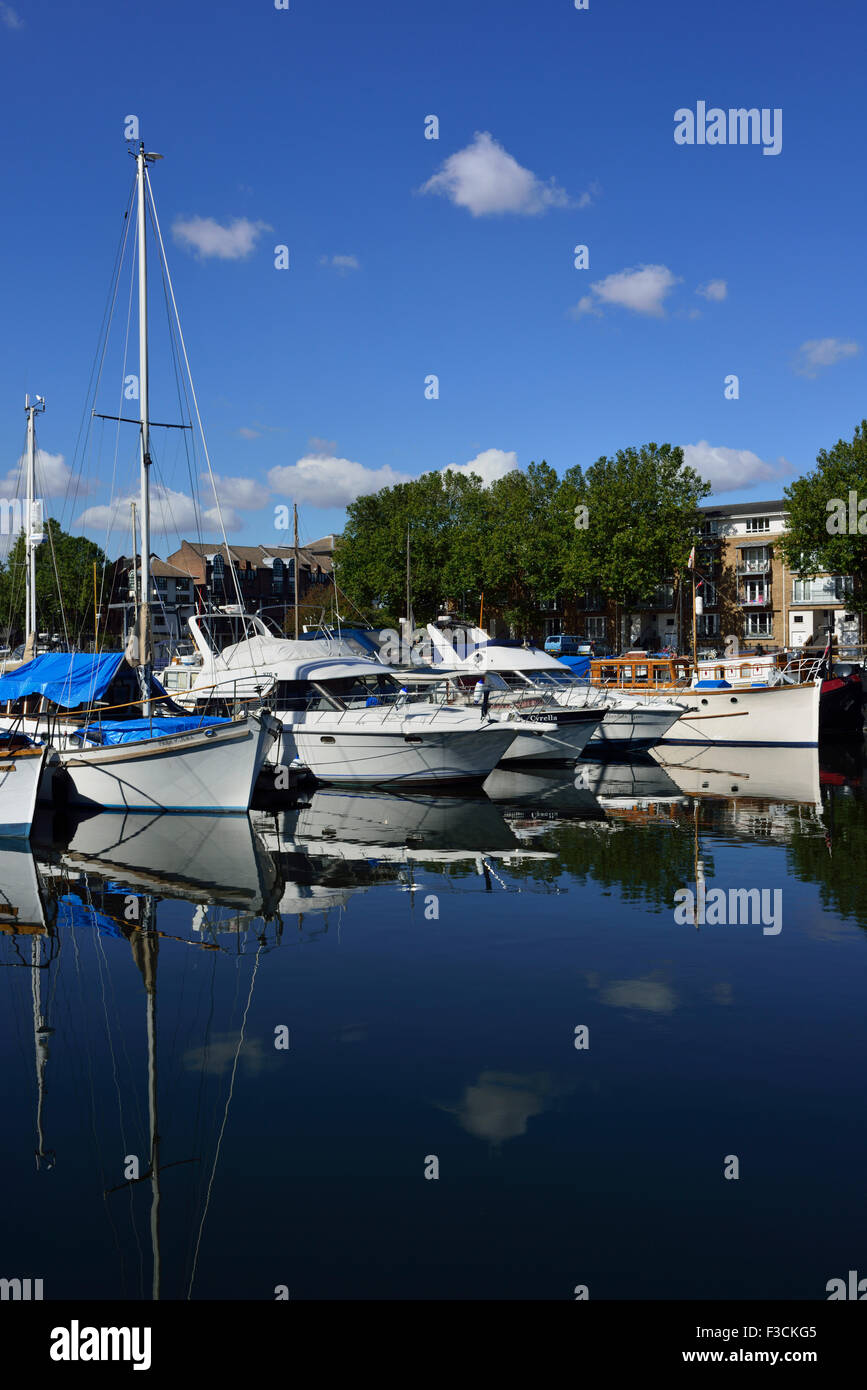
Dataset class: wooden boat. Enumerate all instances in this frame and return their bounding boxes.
[587,652,821,747]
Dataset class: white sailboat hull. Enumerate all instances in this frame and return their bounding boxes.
[658,680,821,747]
[0,746,47,839]
[54,712,278,813]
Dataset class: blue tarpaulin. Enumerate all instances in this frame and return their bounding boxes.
[57,893,125,938]
[556,655,591,680]
[70,715,230,746]
[0,653,125,708]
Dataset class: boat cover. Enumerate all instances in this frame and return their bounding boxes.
[556,655,591,680]
[57,893,125,938]
[0,653,125,707]
[69,715,230,746]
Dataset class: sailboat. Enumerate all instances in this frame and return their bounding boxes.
[0,146,279,812]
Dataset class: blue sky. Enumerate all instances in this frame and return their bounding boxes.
[1,0,865,556]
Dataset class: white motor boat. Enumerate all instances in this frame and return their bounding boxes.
[422,624,683,751]
[179,614,538,786]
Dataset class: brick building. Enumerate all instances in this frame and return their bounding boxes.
[165,537,335,628]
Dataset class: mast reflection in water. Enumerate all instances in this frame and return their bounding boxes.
[1,746,866,1300]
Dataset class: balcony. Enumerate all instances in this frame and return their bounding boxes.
[739,589,772,608]
[736,557,771,576]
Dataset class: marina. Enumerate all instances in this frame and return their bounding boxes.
[1,0,865,1339]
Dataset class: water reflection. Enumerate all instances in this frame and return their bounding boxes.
[0,743,865,1300]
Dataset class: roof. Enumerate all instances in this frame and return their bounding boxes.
[700,500,787,516]
[174,541,332,572]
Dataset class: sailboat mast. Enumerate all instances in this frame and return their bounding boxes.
[24,394,44,654]
[136,143,152,716]
[293,503,300,639]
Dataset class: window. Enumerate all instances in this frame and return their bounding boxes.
[745,613,773,636]
[702,518,720,536]
[745,517,770,533]
[697,614,720,635]
[792,576,853,603]
[586,616,606,639]
[154,576,168,593]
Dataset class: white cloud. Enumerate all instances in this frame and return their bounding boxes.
[204,506,241,532]
[696,279,727,302]
[79,485,201,535]
[172,216,272,261]
[0,4,23,30]
[319,254,360,272]
[794,338,861,378]
[684,440,789,492]
[576,180,602,209]
[268,453,413,508]
[420,131,571,217]
[237,426,261,440]
[443,448,519,486]
[203,474,270,510]
[569,294,602,320]
[571,264,682,319]
[1,449,84,498]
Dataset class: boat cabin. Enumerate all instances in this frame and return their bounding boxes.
[590,651,692,690]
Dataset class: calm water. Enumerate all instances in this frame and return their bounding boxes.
[2,741,866,1301]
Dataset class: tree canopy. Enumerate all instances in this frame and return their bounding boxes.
[561,443,710,604]
[780,420,867,610]
[0,519,108,645]
[335,444,710,632]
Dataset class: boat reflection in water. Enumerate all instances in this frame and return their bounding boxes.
[252,787,557,923]
[572,756,688,819]
[483,766,607,837]
[36,811,281,921]
[650,742,822,809]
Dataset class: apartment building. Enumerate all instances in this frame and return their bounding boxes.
[699,499,859,651]
[544,499,860,653]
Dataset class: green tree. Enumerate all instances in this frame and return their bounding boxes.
[779,420,867,610]
[559,443,710,642]
[476,462,565,631]
[335,469,488,622]
[0,519,108,645]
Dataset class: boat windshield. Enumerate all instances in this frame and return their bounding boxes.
[308,672,406,711]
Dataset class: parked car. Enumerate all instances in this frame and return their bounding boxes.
[543,633,585,657]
